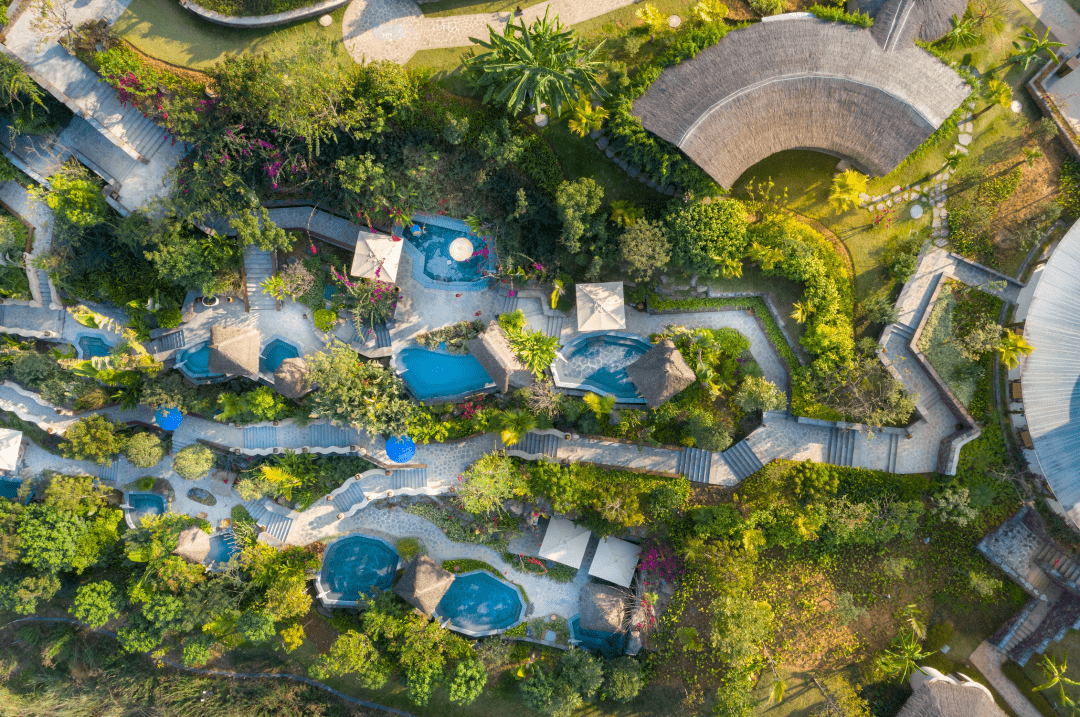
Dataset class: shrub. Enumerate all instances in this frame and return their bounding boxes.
[125,432,165,468]
[667,200,749,277]
[313,308,337,333]
[397,537,421,561]
[808,4,873,25]
[61,415,126,465]
[620,219,670,282]
[733,376,786,413]
[604,657,643,703]
[71,581,123,628]
[173,444,215,480]
[750,0,784,15]
[1060,157,1080,217]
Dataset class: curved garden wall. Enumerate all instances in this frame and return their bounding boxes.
[179,0,349,28]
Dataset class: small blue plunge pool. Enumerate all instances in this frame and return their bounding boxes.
[552,333,651,403]
[176,343,224,381]
[78,335,112,359]
[205,530,239,570]
[436,571,525,636]
[398,347,493,401]
[320,535,399,603]
[260,338,299,374]
[570,614,626,658]
[404,218,493,285]
[126,492,166,526]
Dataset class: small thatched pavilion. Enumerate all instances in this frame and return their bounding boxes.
[208,324,261,377]
[576,282,626,332]
[579,582,627,633]
[172,525,211,564]
[538,517,592,569]
[394,555,456,615]
[897,670,1007,717]
[632,15,970,188]
[465,320,534,393]
[351,229,402,284]
[274,357,311,399]
[626,340,695,409]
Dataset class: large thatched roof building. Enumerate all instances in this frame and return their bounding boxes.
[173,525,211,564]
[274,357,312,399]
[208,324,261,377]
[857,0,970,47]
[579,582,627,633]
[626,340,696,409]
[632,14,970,188]
[897,668,1006,717]
[394,555,455,615]
[465,320,534,393]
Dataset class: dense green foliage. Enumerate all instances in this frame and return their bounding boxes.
[304,343,415,437]
[808,4,874,26]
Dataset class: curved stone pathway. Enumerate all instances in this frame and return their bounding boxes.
[342,0,636,65]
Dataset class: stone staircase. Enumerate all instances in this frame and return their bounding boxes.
[331,480,367,513]
[826,427,856,467]
[885,432,899,473]
[677,447,713,483]
[545,313,562,338]
[517,431,560,458]
[146,329,185,355]
[517,298,546,333]
[243,426,279,450]
[495,292,517,316]
[374,323,391,349]
[1035,543,1080,597]
[97,460,119,482]
[721,439,764,481]
[391,468,428,489]
[307,422,351,448]
[34,268,54,309]
[243,247,276,312]
[242,499,294,543]
[999,598,1050,659]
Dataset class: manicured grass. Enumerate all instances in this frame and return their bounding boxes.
[419,0,546,18]
[114,0,349,70]
[1022,630,1080,713]
[539,121,658,206]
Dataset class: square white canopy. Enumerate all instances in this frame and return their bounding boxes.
[350,229,402,283]
[538,516,592,569]
[0,428,22,472]
[588,536,641,588]
[576,282,626,332]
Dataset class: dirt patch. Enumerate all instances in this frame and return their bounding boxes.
[993,129,1065,262]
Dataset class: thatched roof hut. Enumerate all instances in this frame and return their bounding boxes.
[465,320,534,393]
[576,283,626,332]
[579,582,627,633]
[896,677,1006,717]
[394,555,455,615]
[172,525,211,564]
[351,229,402,284]
[858,0,970,46]
[632,15,970,188]
[208,324,261,377]
[626,340,695,409]
[274,357,311,399]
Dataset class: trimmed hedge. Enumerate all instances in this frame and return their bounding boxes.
[1060,157,1080,217]
[808,4,873,26]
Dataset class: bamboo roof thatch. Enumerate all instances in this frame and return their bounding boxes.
[173,525,212,564]
[896,679,1006,717]
[626,340,695,409]
[579,582,626,633]
[350,229,402,284]
[274,357,311,399]
[632,15,970,188]
[208,324,261,377]
[576,283,626,332]
[394,555,456,615]
[857,0,970,45]
[465,320,534,393]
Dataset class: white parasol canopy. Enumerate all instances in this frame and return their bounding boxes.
[0,428,21,472]
[588,536,641,588]
[449,237,474,262]
[350,229,402,283]
[538,516,592,569]
[576,282,626,332]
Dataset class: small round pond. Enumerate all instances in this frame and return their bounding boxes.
[125,492,166,527]
[77,334,113,359]
[398,347,494,402]
[260,338,300,374]
[436,571,525,636]
[319,535,399,603]
[551,333,650,403]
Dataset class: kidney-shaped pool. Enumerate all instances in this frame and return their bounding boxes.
[551,333,650,403]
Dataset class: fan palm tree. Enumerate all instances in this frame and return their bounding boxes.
[944,150,965,173]
[567,94,608,137]
[999,331,1034,368]
[465,9,607,117]
[718,256,743,278]
[877,628,931,683]
[1011,25,1065,70]
[1034,653,1080,712]
[974,78,1012,119]
[583,392,616,422]
[748,241,785,271]
[499,409,536,447]
[508,329,561,377]
[829,169,868,212]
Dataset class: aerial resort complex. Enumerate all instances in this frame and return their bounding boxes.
[3,0,1080,714]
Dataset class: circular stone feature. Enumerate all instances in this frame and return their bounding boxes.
[668,15,681,27]
[372,21,406,42]
[1011,100,1022,114]
[534,113,548,127]
[319,13,332,26]
[449,237,474,262]
[910,204,923,219]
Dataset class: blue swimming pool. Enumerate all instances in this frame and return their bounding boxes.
[319,535,399,603]
[0,479,19,502]
[398,347,494,401]
[78,335,112,359]
[205,530,239,569]
[404,218,493,284]
[570,614,626,658]
[260,338,299,374]
[126,492,166,526]
[436,571,525,635]
[551,333,651,403]
[176,343,224,380]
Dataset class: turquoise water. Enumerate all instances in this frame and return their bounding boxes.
[127,493,166,525]
[404,220,490,284]
[78,335,112,359]
[177,344,224,380]
[570,615,626,658]
[260,339,299,374]
[0,480,19,502]
[553,334,651,401]
[320,535,399,602]
[398,347,493,400]
[206,531,239,569]
[436,571,524,634]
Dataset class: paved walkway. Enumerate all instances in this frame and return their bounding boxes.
[342,0,636,65]
[970,640,1044,717]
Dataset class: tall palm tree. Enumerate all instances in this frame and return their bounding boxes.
[465,9,607,117]
[999,331,1034,368]
[829,169,868,212]
[940,13,979,50]
[877,628,931,683]
[1011,25,1065,71]
[974,78,1012,119]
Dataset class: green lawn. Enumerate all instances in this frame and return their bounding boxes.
[418,0,546,17]
[114,0,349,69]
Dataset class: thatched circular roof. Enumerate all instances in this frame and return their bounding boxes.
[394,555,455,614]
[274,357,311,399]
[626,340,695,409]
[857,0,971,45]
[632,16,970,188]
[208,324,261,377]
[173,525,211,564]
[465,320,533,394]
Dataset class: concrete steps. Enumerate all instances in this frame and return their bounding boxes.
[331,481,367,513]
[545,314,562,338]
[518,431,559,458]
[826,428,856,467]
[1036,543,1080,596]
[243,499,293,543]
[721,440,763,481]
[308,422,350,448]
[34,269,53,308]
[392,468,427,489]
[886,432,899,473]
[677,447,713,483]
[496,293,517,316]
[243,247,276,312]
[146,329,185,355]
[243,426,279,450]
[374,323,391,349]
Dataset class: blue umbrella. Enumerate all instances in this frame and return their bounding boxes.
[154,407,183,432]
[385,436,416,463]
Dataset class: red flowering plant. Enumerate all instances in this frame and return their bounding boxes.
[330,265,399,333]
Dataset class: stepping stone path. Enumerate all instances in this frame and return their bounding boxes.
[910,204,923,219]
